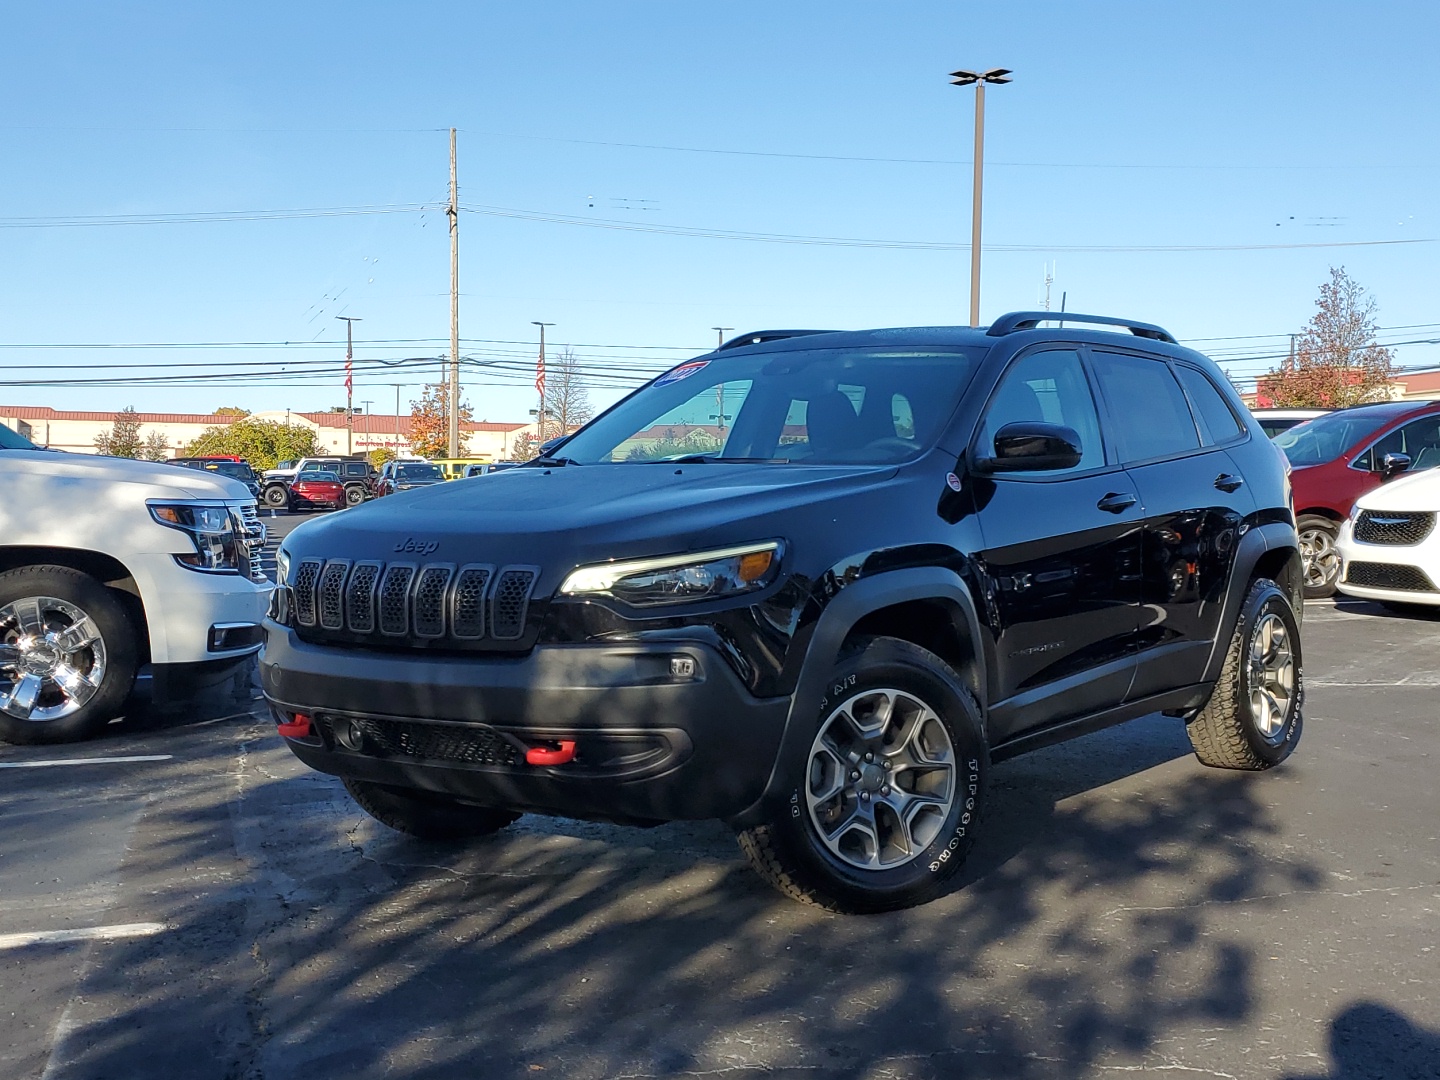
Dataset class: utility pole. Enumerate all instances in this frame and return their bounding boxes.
[532,321,555,445]
[390,383,403,450]
[712,326,733,349]
[711,328,733,439]
[949,67,1012,327]
[336,315,362,454]
[447,127,461,459]
[360,399,373,451]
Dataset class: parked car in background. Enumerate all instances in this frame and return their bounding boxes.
[262,457,374,508]
[1336,466,1440,610]
[288,469,347,511]
[460,462,520,478]
[1275,399,1440,597]
[430,457,494,480]
[1,421,269,744]
[1249,408,1329,439]
[374,459,445,496]
[169,457,262,499]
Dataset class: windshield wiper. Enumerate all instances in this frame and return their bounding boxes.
[646,454,785,465]
[533,455,581,467]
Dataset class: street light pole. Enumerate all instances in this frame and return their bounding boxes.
[336,315,362,453]
[532,321,555,445]
[949,67,1012,328]
[712,326,733,349]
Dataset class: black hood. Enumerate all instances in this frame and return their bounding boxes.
[281,462,898,592]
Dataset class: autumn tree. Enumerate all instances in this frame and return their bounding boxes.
[94,407,145,458]
[509,431,538,462]
[408,383,473,457]
[140,431,171,462]
[368,446,397,469]
[183,418,323,470]
[1260,267,1396,408]
[213,406,250,417]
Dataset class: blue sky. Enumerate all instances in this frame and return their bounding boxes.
[4,1,1438,423]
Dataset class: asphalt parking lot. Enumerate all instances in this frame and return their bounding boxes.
[2,594,1437,1080]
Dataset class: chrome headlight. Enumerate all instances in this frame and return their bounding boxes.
[560,541,783,606]
[149,501,243,573]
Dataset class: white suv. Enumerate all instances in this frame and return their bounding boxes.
[0,422,271,744]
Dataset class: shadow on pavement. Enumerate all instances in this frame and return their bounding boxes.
[1279,1001,1440,1080]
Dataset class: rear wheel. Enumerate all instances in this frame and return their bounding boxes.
[1297,515,1341,599]
[1187,577,1303,770]
[343,778,522,840]
[737,636,987,913]
[0,566,139,745]
[262,484,290,508]
[344,484,366,507]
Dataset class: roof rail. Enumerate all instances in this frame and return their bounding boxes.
[717,329,837,352]
[986,311,1177,344]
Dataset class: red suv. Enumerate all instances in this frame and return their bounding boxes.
[1275,399,1440,596]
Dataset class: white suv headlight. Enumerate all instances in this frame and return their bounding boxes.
[560,542,783,606]
[149,501,244,573]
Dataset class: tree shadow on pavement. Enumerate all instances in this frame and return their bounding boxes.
[33,710,1332,1080]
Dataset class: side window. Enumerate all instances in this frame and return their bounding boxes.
[1091,352,1202,463]
[1366,416,1440,472]
[976,349,1105,473]
[1174,364,1243,445]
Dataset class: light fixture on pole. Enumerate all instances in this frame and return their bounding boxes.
[532,321,555,445]
[711,326,733,349]
[949,67,1012,328]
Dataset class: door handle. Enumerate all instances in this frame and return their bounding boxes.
[1097,492,1138,513]
[1214,473,1244,493]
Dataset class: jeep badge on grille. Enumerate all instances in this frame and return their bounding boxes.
[394,538,440,555]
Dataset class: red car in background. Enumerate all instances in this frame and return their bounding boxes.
[287,469,346,511]
[1275,399,1440,596]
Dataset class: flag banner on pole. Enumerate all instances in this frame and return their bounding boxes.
[535,352,546,396]
[345,359,353,394]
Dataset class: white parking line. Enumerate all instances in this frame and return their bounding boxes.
[0,755,173,769]
[0,922,166,950]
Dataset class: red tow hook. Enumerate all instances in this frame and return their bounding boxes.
[525,740,577,766]
[277,713,312,739]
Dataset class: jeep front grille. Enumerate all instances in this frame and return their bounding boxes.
[1344,561,1438,593]
[291,557,539,646]
[1354,510,1436,546]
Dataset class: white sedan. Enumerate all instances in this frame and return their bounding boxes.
[1336,466,1440,608]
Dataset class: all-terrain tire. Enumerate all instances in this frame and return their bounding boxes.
[736,636,988,914]
[1297,514,1341,599]
[0,565,140,745]
[1187,577,1303,770]
[343,778,522,840]
[262,484,290,508]
[344,484,367,507]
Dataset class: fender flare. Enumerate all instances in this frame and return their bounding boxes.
[728,566,986,828]
[1200,521,1303,685]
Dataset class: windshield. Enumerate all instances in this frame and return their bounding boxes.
[1273,409,1401,467]
[200,461,256,480]
[396,464,443,481]
[0,422,37,450]
[555,346,980,465]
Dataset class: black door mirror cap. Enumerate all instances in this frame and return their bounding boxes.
[978,421,1084,473]
[1380,451,1412,477]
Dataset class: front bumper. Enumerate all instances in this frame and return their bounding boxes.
[130,553,271,665]
[1336,523,1440,605]
[260,625,791,823]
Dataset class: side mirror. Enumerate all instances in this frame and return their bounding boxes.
[1380,452,1412,478]
[978,421,1084,473]
[538,435,569,457]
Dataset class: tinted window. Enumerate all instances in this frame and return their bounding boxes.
[396,463,443,480]
[297,471,338,482]
[0,422,36,450]
[976,349,1104,473]
[1174,365,1243,445]
[1092,352,1200,462]
[1358,414,1440,472]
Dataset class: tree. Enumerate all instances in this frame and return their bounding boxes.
[182,417,324,470]
[140,431,170,462]
[94,407,145,458]
[408,383,472,457]
[509,432,538,462]
[368,446,397,469]
[546,349,594,436]
[1260,267,1396,408]
[213,406,250,417]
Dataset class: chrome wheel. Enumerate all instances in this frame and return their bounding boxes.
[0,596,108,723]
[1248,612,1295,739]
[805,688,956,871]
[1298,524,1340,590]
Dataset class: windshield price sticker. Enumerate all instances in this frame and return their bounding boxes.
[655,361,710,387]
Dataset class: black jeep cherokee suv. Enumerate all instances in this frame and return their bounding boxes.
[262,312,1304,913]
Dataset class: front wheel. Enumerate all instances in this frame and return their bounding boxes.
[0,566,140,745]
[1297,515,1341,599]
[1186,577,1303,770]
[737,636,987,913]
[343,778,522,840]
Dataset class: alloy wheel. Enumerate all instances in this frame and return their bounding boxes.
[0,596,108,722]
[804,688,956,871]
[1247,612,1295,738]
[1298,525,1340,590]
